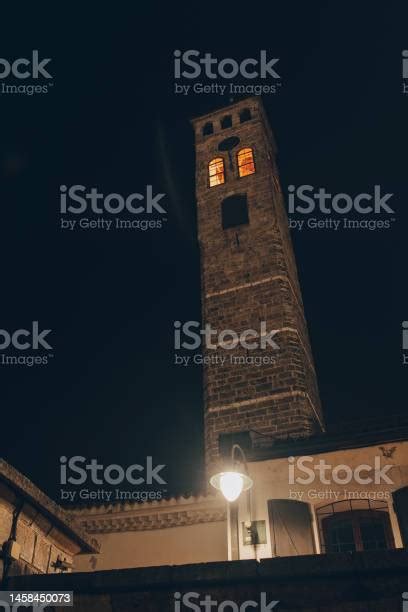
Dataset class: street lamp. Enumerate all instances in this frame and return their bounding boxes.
[210,444,254,560]
[210,444,253,501]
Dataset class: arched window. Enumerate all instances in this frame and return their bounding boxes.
[202,122,213,136]
[208,157,225,187]
[237,148,255,177]
[239,108,251,123]
[316,500,394,553]
[221,194,248,229]
[220,115,232,129]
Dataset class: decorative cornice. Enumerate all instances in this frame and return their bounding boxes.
[69,493,218,515]
[77,507,226,534]
[68,493,227,534]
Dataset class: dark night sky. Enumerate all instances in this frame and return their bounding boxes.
[0,2,407,501]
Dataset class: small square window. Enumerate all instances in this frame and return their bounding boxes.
[221,194,249,229]
[239,108,252,123]
[203,122,213,136]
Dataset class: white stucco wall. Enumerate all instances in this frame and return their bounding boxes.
[237,441,408,559]
[74,520,228,571]
[72,441,408,570]
[73,495,228,571]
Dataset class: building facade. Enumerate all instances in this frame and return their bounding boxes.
[0,459,98,579]
[71,99,408,572]
[2,99,408,579]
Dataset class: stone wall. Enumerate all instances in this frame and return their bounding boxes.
[0,460,98,578]
[192,98,323,477]
[8,549,408,611]
[0,481,78,576]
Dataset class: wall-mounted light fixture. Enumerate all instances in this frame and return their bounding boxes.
[210,443,253,502]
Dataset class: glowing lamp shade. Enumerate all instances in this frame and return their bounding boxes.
[210,470,253,502]
[220,472,243,502]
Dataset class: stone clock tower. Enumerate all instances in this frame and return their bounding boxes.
[191,98,324,477]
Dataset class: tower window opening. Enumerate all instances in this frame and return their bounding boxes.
[239,108,251,123]
[208,157,225,187]
[221,194,249,229]
[203,122,213,136]
[238,147,255,177]
[221,115,232,129]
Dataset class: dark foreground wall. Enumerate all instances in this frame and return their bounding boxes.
[7,549,408,611]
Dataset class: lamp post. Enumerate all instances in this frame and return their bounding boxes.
[210,444,254,559]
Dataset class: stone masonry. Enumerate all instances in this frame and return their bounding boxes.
[8,549,408,611]
[191,98,324,476]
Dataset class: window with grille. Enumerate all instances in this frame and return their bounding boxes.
[317,501,394,553]
[237,148,255,177]
[208,157,225,187]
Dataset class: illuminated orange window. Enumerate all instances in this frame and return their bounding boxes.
[237,148,255,178]
[208,157,225,187]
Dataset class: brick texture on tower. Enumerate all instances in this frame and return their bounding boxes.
[191,98,324,477]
